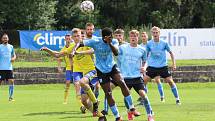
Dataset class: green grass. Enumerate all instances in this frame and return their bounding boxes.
[13,59,215,68]
[1,83,215,121]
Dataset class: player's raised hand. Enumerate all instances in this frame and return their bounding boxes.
[104,35,113,44]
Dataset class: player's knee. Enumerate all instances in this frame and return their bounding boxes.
[139,90,146,98]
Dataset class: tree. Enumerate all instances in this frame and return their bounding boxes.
[0,0,57,30]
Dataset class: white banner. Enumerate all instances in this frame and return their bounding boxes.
[160,28,215,59]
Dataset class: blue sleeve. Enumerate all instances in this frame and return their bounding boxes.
[146,43,150,55]
[112,39,119,49]
[165,42,171,52]
[11,45,15,56]
[118,45,123,55]
[142,48,147,62]
[83,38,95,48]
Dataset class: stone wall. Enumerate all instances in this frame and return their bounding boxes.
[8,66,215,85]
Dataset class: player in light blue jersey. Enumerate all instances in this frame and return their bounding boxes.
[144,26,181,105]
[0,33,16,102]
[118,30,154,121]
[72,27,138,121]
[101,29,139,118]
[140,32,165,103]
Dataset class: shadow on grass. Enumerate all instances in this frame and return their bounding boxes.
[59,115,92,119]
[23,110,81,116]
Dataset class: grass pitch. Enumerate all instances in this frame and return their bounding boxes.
[1,83,215,121]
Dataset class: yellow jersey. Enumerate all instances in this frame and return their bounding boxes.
[73,46,95,74]
[60,43,74,70]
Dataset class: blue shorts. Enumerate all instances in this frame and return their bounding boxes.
[73,70,97,83]
[79,70,98,94]
[73,72,83,83]
[65,70,73,82]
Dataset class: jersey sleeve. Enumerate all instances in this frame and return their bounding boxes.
[83,38,95,48]
[142,48,147,62]
[165,41,171,52]
[146,43,150,55]
[112,39,119,50]
[11,45,15,56]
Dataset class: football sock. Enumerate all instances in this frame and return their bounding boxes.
[171,83,180,100]
[86,88,97,103]
[110,104,120,118]
[157,82,164,98]
[124,95,134,110]
[64,85,70,102]
[9,85,14,99]
[142,96,153,115]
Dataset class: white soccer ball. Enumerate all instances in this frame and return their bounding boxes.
[80,0,94,13]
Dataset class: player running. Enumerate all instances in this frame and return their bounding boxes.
[118,30,154,121]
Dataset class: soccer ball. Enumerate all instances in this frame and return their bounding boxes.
[80,0,94,13]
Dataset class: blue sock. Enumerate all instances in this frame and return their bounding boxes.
[171,84,179,99]
[110,104,120,118]
[144,84,148,93]
[124,95,134,109]
[142,96,153,115]
[9,85,14,98]
[157,83,164,98]
[104,97,109,112]
[124,98,129,109]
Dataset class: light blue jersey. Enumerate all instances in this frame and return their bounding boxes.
[146,39,171,68]
[140,43,147,49]
[83,37,119,73]
[118,44,146,78]
[0,44,15,70]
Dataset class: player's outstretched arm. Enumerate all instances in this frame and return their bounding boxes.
[40,47,61,58]
[70,42,84,56]
[76,48,94,55]
[57,58,63,73]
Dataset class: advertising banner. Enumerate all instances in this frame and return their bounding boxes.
[160,28,215,59]
[20,30,101,51]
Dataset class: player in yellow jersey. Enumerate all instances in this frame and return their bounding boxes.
[40,33,83,108]
[70,28,105,119]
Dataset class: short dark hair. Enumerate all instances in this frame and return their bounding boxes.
[1,33,8,39]
[102,27,113,37]
[85,22,94,28]
[114,29,124,35]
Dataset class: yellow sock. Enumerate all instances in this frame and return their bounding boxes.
[64,87,70,103]
[86,88,97,103]
[76,95,84,107]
